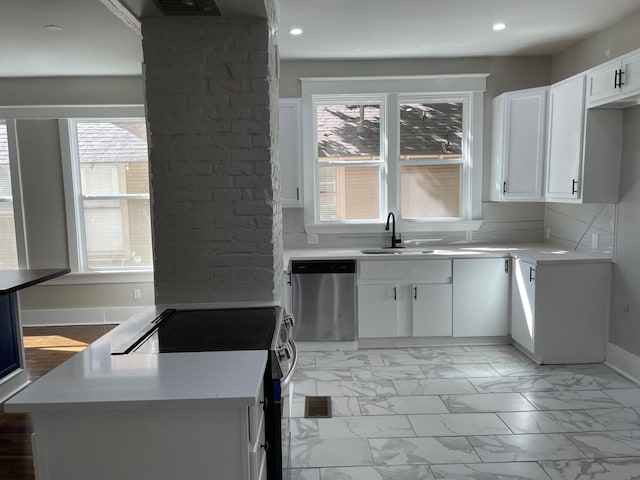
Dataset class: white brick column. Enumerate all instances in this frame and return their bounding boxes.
[141,8,282,305]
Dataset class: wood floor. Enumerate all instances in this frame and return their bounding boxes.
[0,325,115,480]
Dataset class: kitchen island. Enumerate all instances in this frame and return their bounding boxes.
[4,308,270,480]
[0,268,70,402]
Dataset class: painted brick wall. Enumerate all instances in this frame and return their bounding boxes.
[141,9,282,305]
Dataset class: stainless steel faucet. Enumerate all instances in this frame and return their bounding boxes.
[385,212,403,248]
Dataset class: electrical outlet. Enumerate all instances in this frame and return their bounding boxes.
[591,233,599,250]
[307,233,319,244]
[133,288,142,300]
[545,228,551,240]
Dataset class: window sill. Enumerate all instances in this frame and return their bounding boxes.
[304,220,483,234]
[43,270,153,285]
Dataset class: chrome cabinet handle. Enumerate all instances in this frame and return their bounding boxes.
[571,179,578,195]
[393,286,397,301]
[413,286,418,300]
[529,266,535,282]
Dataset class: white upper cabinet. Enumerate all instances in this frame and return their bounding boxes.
[279,99,303,207]
[545,74,586,202]
[490,87,547,202]
[545,74,622,203]
[587,49,640,108]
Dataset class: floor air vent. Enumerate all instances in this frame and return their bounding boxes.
[304,396,332,418]
[153,0,221,16]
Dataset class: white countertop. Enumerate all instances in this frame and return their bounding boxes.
[5,309,268,413]
[284,243,612,265]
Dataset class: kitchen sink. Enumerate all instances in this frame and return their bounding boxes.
[360,248,433,255]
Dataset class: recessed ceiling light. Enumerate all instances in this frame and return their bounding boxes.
[493,22,507,31]
[289,27,303,36]
[43,25,64,32]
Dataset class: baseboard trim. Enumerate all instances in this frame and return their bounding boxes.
[358,336,510,349]
[605,342,640,386]
[20,306,150,327]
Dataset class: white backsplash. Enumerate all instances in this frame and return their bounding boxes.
[283,202,545,249]
[545,203,615,256]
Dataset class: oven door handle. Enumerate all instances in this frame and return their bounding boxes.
[279,339,298,388]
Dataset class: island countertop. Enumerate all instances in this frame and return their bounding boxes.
[0,268,71,294]
[4,307,269,413]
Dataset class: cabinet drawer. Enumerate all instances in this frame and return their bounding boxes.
[248,380,265,445]
[359,260,451,282]
[248,412,266,480]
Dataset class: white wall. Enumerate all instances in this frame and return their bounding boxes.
[610,106,640,357]
[280,57,550,248]
[0,77,153,313]
[549,11,640,357]
[551,9,640,83]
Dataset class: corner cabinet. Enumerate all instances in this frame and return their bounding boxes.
[490,87,547,202]
[452,258,510,337]
[279,99,303,207]
[587,50,640,108]
[545,73,622,203]
[510,258,611,364]
[357,260,452,338]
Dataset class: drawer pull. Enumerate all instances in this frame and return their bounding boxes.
[529,267,535,282]
[393,286,397,301]
[413,286,418,300]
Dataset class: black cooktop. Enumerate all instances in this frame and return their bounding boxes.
[133,307,279,353]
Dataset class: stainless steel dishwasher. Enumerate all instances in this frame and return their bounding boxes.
[291,260,356,341]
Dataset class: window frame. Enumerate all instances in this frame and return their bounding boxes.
[313,95,387,224]
[0,119,27,269]
[394,94,470,222]
[301,75,486,234]
[60,117,152,274]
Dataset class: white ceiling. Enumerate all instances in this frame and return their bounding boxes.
[1,0,640,77]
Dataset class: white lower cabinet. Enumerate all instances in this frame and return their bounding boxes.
[357,260,452,338]
[357,284,400,337]
[511,258,536,352]
[452,258,510,337]
[510,258,611,364]
[412,284,452,336]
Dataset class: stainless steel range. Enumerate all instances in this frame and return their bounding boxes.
[112,305,297,480]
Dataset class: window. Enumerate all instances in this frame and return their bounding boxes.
[316,101,383,221]
[302,75,485,232]
[0,122,18,269]
[399,99,465,219]
[63,120,152,272]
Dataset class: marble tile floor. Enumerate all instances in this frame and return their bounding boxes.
[282,345,640,480]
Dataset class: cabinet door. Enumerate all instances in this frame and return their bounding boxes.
[586,59,621,106]
[279,99,303,207]
[510,259,536,353]
[357,284,399,338]
[492,88,547,201]
[0,294,20,379]
[621,50,640,98]
[452,258,509,337]
[411,284,452,337]
[545,74,586,201]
